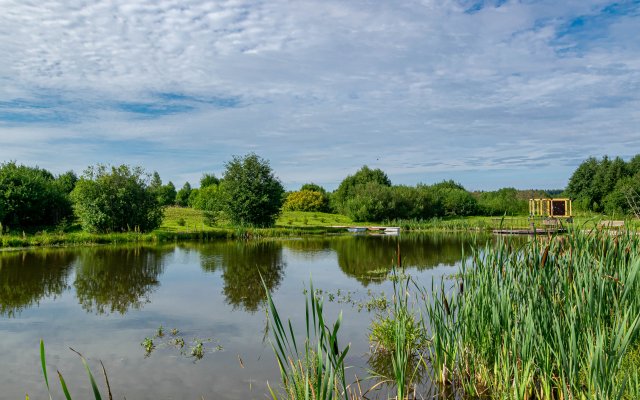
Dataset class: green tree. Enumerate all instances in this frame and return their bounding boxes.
[147,172,177,206]
[431,181,478,217]
[0,162,72,229]
[156,182,177,206]
[386,185,417,220]
[476,188,528,216]
[175,182,192,206]
[187,188,200,208]
[343,182,393,222]
[628,154,640,175]
[604,173,640,216]
[300,183,327,193]
[149,171,163,192]
[189,184,225,225]
[200,173,220,188]
[332,166,391,213]
[55,170,78,194]
[218,153,285,227]
[566,157,599,210]
[71,165,164,233]
[567,156,633,212]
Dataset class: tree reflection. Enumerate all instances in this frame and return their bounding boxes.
[199,241,285,312]
[74,246,169,315]
[0,250,76,317]
[329,234,481,286]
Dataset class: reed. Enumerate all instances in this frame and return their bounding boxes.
[264,278,350,400]
[32,340,111,400]
[422,228,640,399]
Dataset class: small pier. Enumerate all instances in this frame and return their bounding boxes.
[493,218,566,235]
[493,228,566,235]
[332,226,401,235]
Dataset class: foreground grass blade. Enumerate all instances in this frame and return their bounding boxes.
[70,347,102,400]
[40,339,53,400]
[57,371,73,400]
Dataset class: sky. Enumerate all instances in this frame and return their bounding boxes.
[0,0,639,191]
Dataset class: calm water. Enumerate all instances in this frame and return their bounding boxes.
[0,234,488,399]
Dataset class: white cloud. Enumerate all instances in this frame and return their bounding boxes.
[0,0,639,190]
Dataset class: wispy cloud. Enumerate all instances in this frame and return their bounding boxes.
[0,0,638,190]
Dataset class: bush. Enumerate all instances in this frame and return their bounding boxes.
[0,162,72,229]
[476,188,528,216]
[430,181,479,217]
[332,166,391,213]
[71,165,164,233]
[282,190,328,212]
[343,182,393,222]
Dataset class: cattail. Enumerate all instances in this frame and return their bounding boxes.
[443,294,450,316]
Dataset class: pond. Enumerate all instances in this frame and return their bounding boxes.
[0,233,490,399]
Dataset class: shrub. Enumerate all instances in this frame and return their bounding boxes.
[282,190,328,212]
[343,182,393,222]
[0,162,72,229]
[71,165,163,233]
[476,187,528,216]
[332,166,391,213]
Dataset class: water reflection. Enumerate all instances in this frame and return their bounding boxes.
[325,234,480,286]
[0,250,76,317]
[367,350,428,393]
[198,241,285,312]
[74,246,170,315]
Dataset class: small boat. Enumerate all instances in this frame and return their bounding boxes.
[347,227,367,233]
[384,227,400,235]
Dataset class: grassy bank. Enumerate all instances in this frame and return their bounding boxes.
[2,207,638,250]
[261,228,640,399]
[0,208,346,250]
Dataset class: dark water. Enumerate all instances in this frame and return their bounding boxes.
[0,234,487,399]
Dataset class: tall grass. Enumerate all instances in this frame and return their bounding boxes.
[422,228,640,399]
[264,279,351,400]
[31,340,111,400]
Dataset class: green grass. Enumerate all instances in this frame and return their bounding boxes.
[276,211,354,227]
[160,206,213,231]
[0,208,346,250]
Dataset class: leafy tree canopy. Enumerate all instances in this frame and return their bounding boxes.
[567,155,637,213]
[300,183,327,194]
[200,173,220,188]
[333,166,391,213]
[0,162,72,229]
[71,165,164,233]
[175,182,192,207]
[218,153,285,227]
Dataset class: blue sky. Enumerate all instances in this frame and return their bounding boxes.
[0,0,639,190]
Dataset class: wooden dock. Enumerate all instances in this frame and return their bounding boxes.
[332,226,401,234]
[493,228,566,235]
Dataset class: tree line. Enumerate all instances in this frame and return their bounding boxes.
[566,155,640,216]
[0,154,284,233]
[3,153,637,233]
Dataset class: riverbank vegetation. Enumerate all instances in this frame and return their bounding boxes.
[261,229,640,399]
[2,153,639,249]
